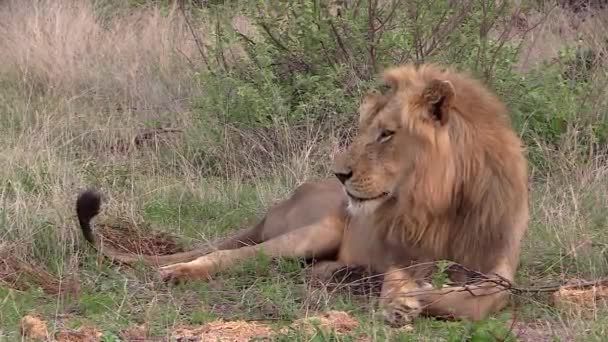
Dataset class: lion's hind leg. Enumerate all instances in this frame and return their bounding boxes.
[137,222,266,267]
[159,216,345,282]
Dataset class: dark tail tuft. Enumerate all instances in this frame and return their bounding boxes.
[76,189,102,245]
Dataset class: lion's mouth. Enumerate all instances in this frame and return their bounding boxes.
[346,191,389,202]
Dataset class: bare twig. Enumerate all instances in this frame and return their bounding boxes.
[329,20,352,65]
[367,0,378,73]
[133,127,183,148]
[178,0,211,72]
[373,0,400,33]
[422,1,474,58]
[512,278,608,294]
[215,19,229,72]
[259,22,289,52]
[320,260,608,304]
[235,31,256,46]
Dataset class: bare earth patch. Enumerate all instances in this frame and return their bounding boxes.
[508,319,572,342]
[20,315,104,342]
[96,219,184,256]
[172,320,275,342]
[290,310,359,334]
[119,323,149,341]
[550,278,608,317]
[20,314,49,340]
[1,253,79,295]
[55,325,103,342]
[171,310,359,341]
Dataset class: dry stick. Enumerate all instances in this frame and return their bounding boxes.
[133,127,183,147]
[517,3,559,71]
[483,2,555,82]
[367,0,378,72]
[178,0,211,73]
[329,20,352,65]
[373,0,400,34]
[259,22,289,52]
[423,1,474,59]
[325,261,608,300]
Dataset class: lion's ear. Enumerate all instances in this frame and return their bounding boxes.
[422,79,454,126]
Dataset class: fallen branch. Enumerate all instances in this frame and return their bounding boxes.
[178,0,212,72]
[133,127,183,148]
[320,260,608,300]
[109,126,183,154]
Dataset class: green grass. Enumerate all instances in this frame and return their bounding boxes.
[141,180,261,239]
[1,173,606,340]
[2,0,608,340]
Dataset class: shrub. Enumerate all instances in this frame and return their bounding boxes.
[203,1,608,172]
[191,1,523,129]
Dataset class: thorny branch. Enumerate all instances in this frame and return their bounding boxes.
[322,260,608,300]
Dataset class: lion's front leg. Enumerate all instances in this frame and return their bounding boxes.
[160,217,344,283]
[379,266,432,326]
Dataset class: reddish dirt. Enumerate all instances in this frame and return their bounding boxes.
[54,325,103,342]
[171,310,360,341]
[96,218,184,256]
[290,310,359,334]
[119,323,149,341]
[508,319,572,342]
[172,320,275,342]
[20,310,581,341]
[0,252,79,295]
[20,314,49,340]
[550,278,608,317]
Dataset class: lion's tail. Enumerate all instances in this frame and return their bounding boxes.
[76,189,102,246]
[74,188,261,267]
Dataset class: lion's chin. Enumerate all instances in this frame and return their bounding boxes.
[346,191,389,202]
[345,192,389,215]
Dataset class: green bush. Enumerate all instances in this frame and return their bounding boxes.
[185,0,607,171]
[500,45,608,170]
[192,1,521,127]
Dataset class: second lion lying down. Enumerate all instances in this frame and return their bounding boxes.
[76,63,529,326]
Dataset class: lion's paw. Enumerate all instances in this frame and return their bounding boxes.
[381,294,422,327]
[158,262,210,284]
[309,261,348,281]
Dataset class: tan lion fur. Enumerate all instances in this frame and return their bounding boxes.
[75,63,529,326]
[374,64,529,275]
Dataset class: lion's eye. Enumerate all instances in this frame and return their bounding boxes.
[377,129,395,143]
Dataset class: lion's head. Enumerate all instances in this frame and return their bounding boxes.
[332,64,464,212]
[332,64,528,273]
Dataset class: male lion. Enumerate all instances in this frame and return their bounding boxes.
[76,63,529,326]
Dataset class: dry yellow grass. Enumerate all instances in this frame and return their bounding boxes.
[0,0,202,111]
[516,4,608,72]
[0,0,607,339]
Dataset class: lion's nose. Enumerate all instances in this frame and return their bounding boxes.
[334,171,353,184]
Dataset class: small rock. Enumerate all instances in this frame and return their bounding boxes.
[120,323,149,341]
[550,279,608,317]
[20,314,49,340]
[55,325,102,342]
[291,310,359,334]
